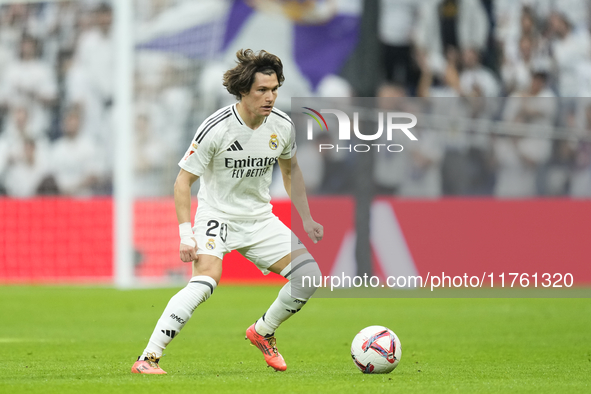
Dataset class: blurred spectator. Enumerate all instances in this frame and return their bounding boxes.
[73,3,113,139]
[417,44,502,100]
[155,61,194,158]
[504,64,566,196]
[503,67,557,118]
[0,105,51,166]
[433,97,473,195]
[134,110,171,197]
[60,49,95,138]
[135,51,171,103]
[494,79,555,197]
[415,48,461,98]
[501,35,536,95]
[29,1,81,66]
[571,102,591,197]
[518,6,539,40]
[463,97,497,195]
[492,133,549,198]
[399,127,444,198]
[552,0,590,32]
[458,47,501,97]
[415,0,489,77]
[49,106,102,196]
[0,14,16,84]
[523,0,553,22]
[499,5,545,70]
[0,34,57,138]
[542,138,575,196]
[132,54,194,182]
[493,0,521,62]
[2,104,37,146]
[0,5,29,59]
[548,10,591,97]
[4,138,49,197]
[373,83,409,195]
[427,91,497,195]
[378,0,420,87]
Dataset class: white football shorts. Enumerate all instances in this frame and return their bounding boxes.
[192,209,306,274]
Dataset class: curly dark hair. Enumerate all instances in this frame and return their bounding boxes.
[223,49,285,100]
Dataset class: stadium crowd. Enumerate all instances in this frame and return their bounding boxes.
[1,0,591,198]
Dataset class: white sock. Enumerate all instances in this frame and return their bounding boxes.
[255,255,320,336]
[255,282,304,336]
[141,275,217,358]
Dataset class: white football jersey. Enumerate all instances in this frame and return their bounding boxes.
[179,104,296,220]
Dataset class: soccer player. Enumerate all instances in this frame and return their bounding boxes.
[131,49,323,374]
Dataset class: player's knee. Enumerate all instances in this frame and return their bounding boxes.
[192,256,222,284]
[281,253,322,300]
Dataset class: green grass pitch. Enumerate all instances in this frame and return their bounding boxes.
[1,285,590,394]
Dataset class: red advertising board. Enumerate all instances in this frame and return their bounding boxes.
[1,197,590,285]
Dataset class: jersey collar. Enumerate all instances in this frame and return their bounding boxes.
[232,103,269,130]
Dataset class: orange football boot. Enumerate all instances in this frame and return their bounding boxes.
[131,353,167,375]
[245,323,287,371]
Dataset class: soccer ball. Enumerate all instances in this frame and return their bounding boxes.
[351,325,402,374]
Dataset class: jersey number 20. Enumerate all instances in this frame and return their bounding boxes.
[206,220,227,243]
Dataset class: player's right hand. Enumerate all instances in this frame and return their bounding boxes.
[179,237,198,262]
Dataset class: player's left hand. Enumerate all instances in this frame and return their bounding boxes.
[303,219,323,244]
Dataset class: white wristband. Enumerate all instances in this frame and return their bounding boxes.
[179,222,193,238]
[179,222,196,247]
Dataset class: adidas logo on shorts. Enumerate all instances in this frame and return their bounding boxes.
[227,140,243,151]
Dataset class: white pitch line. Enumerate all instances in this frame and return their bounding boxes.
[0,338,49,343]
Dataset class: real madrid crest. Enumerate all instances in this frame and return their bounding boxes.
[192,143,198,149]
[206,238,216,250]
[269,133,278,150]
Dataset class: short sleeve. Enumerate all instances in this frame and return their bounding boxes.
[279,124,297,159]
[178,128,218,177]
